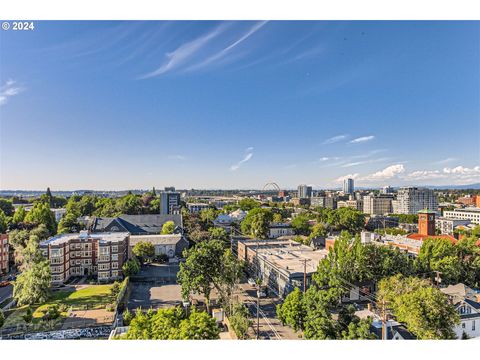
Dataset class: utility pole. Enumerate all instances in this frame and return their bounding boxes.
[301,259,311,293]
[256,283,260,340]
[381,299,388,340]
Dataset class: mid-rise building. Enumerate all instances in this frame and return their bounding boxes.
[0,234,9,275]
[160,189,181,215]
[40,231,129,285]
[363,194,393,215]
[392,187,438,214]
[443,208,480,225]
[343,178,354,195]
[436,217,472,235]
[381,186,394,194]
[186,203,210,213]
[297,184,312,199]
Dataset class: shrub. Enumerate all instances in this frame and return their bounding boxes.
[123,309,133,325]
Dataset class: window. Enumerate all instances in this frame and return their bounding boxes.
[473,321,476,331]
[111,254,118,261]
[112,262,118,269]
[112,245,118,253]
[462,323,466,329]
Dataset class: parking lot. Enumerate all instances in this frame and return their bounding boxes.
[128,263,183,310]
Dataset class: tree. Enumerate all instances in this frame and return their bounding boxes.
[0,209,7,233]
[122,258,141,277]
[177,240,225,312]
[199,208,218,226]
[12,205,26,224]
[24,202,57,235]
[229,303,252,339]
[308,223,327,240]
[336,207,365,233]
[123,309,134,325]
[132,242,155,263]
[110,281,121,302]
[116,194,142,215]
[13,259,51,306]
[0,198,14,217]
[208,227,228,242]
[238,198,260,211]
[291,215,311,235]
[340,317,375,339]
[22,307,33,324]
[272,213,283,223]
[276,287,305,331]
[125,307,219,340]
[0,310,4,328]
[378,275,459,339]
[57,212,81,234]
[161,221,176,234]
[177,309,220,340]
[418,238,462,285]
[240,208,272,239]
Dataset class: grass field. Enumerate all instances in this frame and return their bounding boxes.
[1,284,117,330]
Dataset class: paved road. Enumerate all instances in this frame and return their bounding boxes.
[237,283,300,340]
[0,284,13,305]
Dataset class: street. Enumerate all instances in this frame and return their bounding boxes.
[237,283,300,340]
[0,284,13,305]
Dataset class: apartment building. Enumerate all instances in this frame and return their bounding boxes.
[443,208,480,225]
[40,231,129,285]
[268,222,295,238]
[436,217,472,235]
[186,203,210,213]
[0,234,9,275]
[392,187,438,214]
[363,194,393,215]
[160,188,181,215]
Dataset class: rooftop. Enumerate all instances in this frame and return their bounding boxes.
[130,234,185,246]
[41,231,129,246]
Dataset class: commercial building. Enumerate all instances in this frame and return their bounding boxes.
[343,178,354,195]
[381,186,394,194]
[0,234,9,275]
[392,187,438,214]
[89,214,183,235]
[457,195,477,207]
[297,184,312,199]
[436,217,472,235]
[443,208,480,225]
[268,223,295,238]
[160,189,181,215]
[40,231,129,285]
[363,194,393,215]
[129,234,189,258]
[237,238,328,298]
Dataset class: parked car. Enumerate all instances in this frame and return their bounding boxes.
[0,281,10,287]
[247,278,256,287]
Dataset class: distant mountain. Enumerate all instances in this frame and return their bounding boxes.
[424,183,480,190]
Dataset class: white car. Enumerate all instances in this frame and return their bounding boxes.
[247,278,256,287]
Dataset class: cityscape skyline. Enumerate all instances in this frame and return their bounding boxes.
[1,21,479,190]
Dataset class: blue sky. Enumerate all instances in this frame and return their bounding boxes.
[0,21,479,190]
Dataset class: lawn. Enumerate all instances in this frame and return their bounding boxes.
[1,284,117,330]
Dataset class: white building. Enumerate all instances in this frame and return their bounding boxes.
[435,217,472,235]
[441,284,480,339]
[268,223,295,238]
[392,187,438,214]
[443,208,480,225]
[186,203,210,213]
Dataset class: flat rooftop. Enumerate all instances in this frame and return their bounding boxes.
[447,207,480,213]
[242,239,328,276]
[41,232,129,246]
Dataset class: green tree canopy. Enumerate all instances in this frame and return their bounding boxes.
[24,202,57,235]
[161,220,176,234]
[132,241,155,263]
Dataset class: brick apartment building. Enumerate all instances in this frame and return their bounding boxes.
[0,234,9,275]
[40,231,129,285]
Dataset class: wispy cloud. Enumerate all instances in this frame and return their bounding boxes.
[167,154,186,160]
[349,135,375,144]
[186,21,268,72]
[230,147,254,172]
[434,157,456,165]
[323,134,348,145]
[0,80,24,106]
[140,24,227,78]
